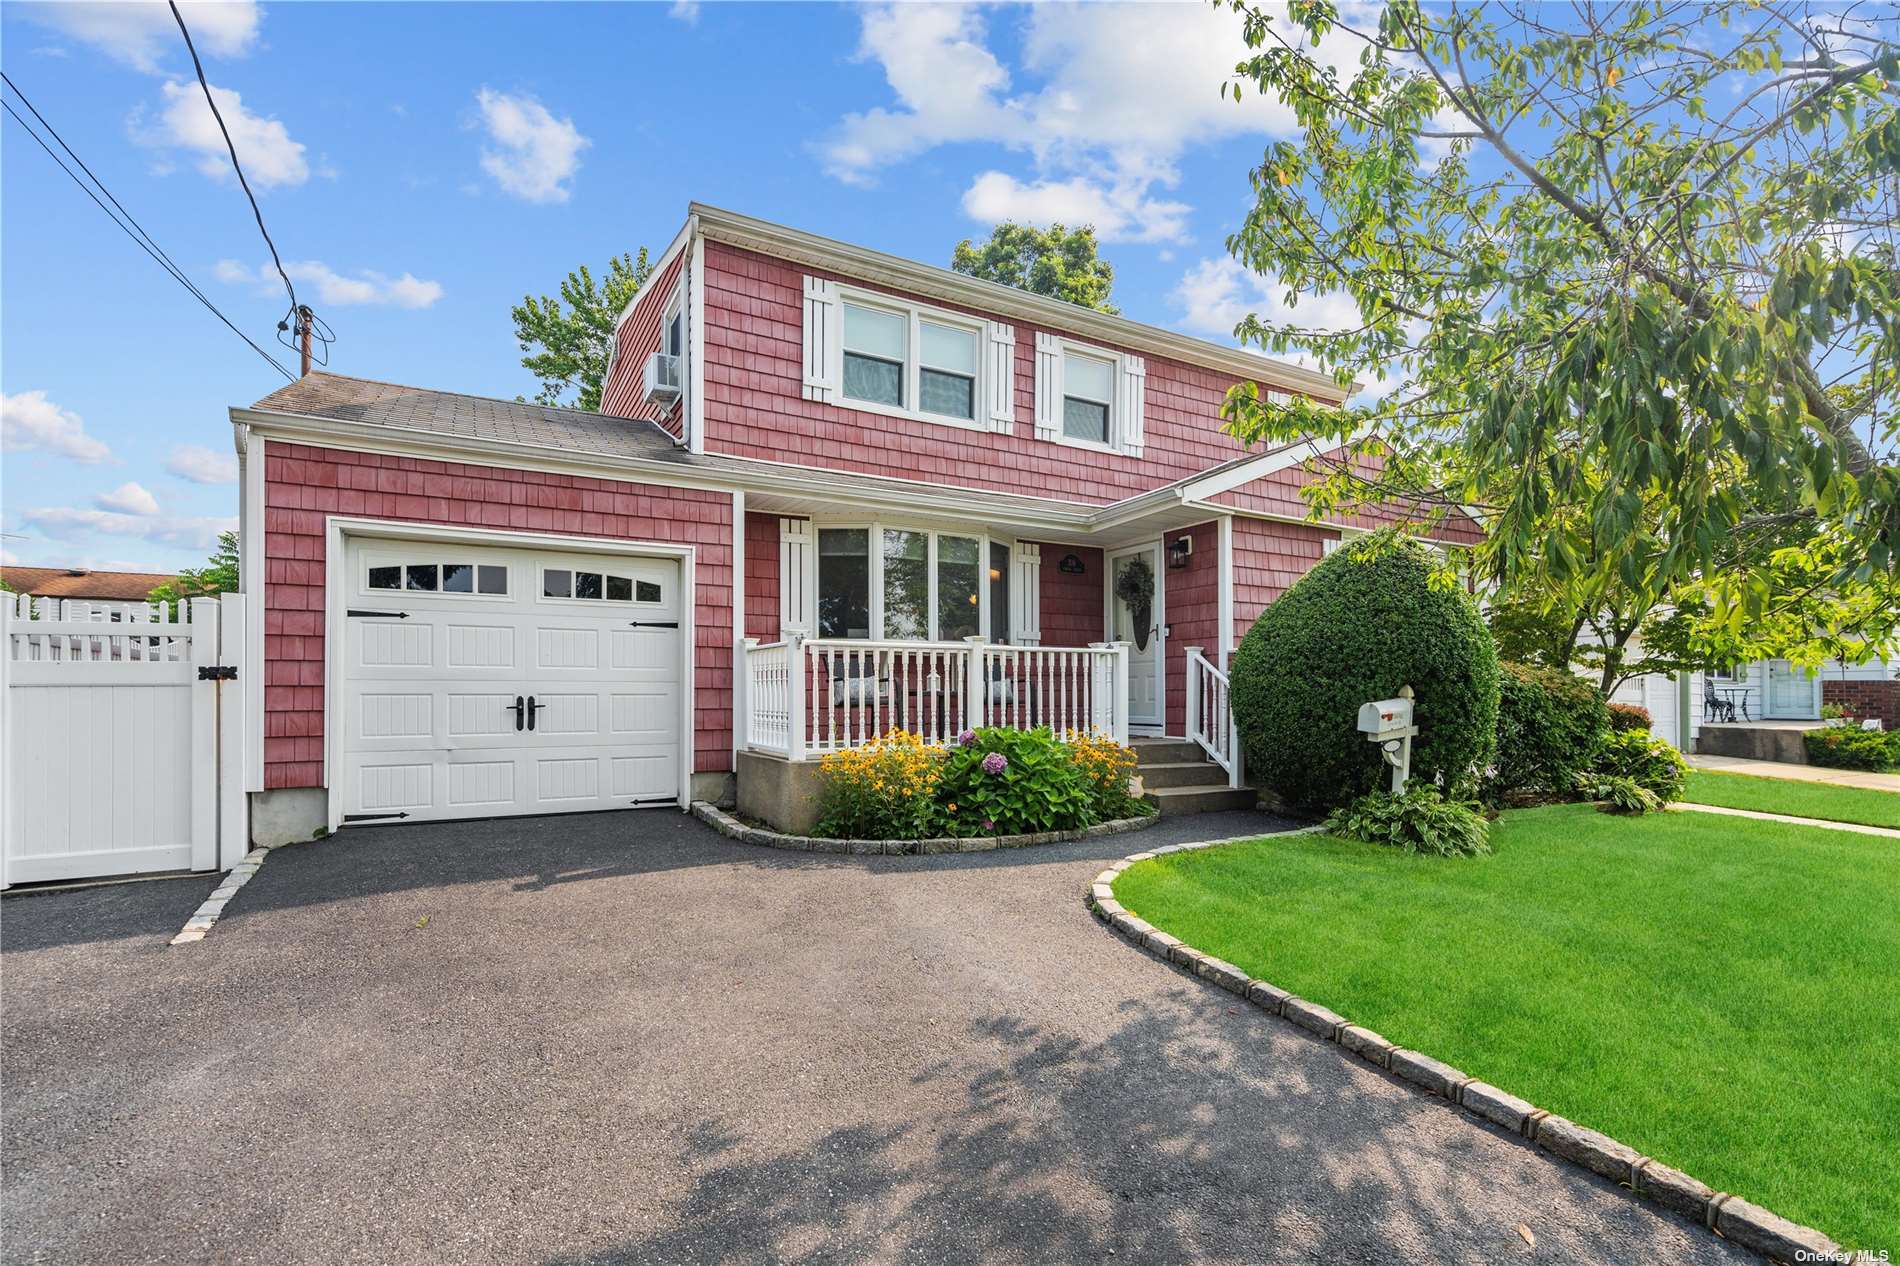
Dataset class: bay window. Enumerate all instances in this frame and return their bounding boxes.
[809,524,1001,643]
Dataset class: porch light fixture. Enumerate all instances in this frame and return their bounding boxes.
[1167,535,1193,569]
[1057,554,1086,575]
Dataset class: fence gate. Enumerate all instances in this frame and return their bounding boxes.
[2,593,248,886]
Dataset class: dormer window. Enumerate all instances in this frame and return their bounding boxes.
[1061,351,1114,445]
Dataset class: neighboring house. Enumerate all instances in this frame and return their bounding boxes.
[1612,657,1898,752]
[1,566,176,603]
[229,203,1480,841]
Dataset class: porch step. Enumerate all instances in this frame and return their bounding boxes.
[1144,784,1258,815]
[1138,760,1236,789]
[1129,738,1207,764]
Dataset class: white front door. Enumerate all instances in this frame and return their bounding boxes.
[341,539,684,823]
[1764,660,1819,719]
[1108,544,1164,730]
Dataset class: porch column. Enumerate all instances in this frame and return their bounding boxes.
[786,632,807,761]
[1111,640,1131,746]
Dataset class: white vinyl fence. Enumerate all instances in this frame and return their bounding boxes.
[2,594,248,886]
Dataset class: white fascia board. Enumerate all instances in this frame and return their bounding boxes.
[610,212,699,340]
[689,202,1347,403]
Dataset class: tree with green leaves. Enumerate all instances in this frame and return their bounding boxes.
[951,222,1119,313]
[1217,0,1899,671]
[148,531,238,606]
[512,249,653,411]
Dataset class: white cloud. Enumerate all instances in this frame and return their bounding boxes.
[668,0,700,23]
[1173,257,1396,396]
[96,482,160,515]
[216,258,444,308]
[19,506,235,551]
[165,443,239,484]
[15,0,259,73]
[474,88,589,204]
[136,78,308,188]
[2,390,114,463]
[821,2,1366,242]
[962,171,1190,245]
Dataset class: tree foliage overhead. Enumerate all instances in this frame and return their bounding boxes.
[512,249,653,412]
[951,222,1119,313]
[148,531,238,607]
[1217,0,1900,669]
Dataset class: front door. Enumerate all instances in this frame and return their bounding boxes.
[1108,543,1164,730]
[1765,660,1819,719]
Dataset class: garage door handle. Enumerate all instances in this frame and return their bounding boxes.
[347,609,410,619]
[508,695,525,731]
[526,696,543,731]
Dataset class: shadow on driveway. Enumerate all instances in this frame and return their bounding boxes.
[1,873,217,954]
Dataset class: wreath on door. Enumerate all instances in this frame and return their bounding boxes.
[1115,556,1156,651]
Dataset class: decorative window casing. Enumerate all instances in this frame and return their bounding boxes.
[777,518,1041,645]
[802,276,1015,434]
[1034,332,1144,457]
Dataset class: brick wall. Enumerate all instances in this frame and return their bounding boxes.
[261,442,734,788]
[1822,679,1899,725]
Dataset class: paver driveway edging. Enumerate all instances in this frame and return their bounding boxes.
[693,801,1159,855]
[1086,835,1849,1266]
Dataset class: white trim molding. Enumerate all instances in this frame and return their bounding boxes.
[238,426,266,794]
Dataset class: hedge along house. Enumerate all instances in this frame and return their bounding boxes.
[232,204,1481,843]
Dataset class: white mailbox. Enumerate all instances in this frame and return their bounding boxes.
[1359,686,1417,793]
[1358,697,1415,737]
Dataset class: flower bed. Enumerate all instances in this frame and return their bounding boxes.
[812,727,1150,841]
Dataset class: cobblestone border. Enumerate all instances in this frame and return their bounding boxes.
[693,801,1160,855]
[1088,834,1853,1266]
[169,847,271,946]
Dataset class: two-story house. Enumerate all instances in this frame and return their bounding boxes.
[231,203,1480,842]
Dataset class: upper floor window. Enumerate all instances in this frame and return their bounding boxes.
[843,302,907,408]
[1062,351,1114,445]
[919,321,978,422]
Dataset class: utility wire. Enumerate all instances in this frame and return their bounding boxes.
[168,0,299,320]
[0,83,294,380]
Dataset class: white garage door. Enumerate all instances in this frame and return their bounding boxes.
[342,538,684,823]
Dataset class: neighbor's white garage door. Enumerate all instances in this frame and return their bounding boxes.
[342,538,683,823]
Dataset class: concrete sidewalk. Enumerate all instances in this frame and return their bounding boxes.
[1688,752,1900,792]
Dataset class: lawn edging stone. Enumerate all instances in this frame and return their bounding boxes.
[692,802,1159,856]
[1087,831,1847,1265]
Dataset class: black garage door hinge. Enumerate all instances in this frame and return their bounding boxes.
[347,609,410,619]
[197,665,238,681]
[344,812,411,822]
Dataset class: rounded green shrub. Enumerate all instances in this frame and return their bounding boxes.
[1607,703,1652,733]
[1591,729,1689,802]
[1231,528,1501,812]
[1803,725,1900,772]
[1489,663,1611,797]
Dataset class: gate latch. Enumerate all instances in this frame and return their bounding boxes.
[197,665,239,682]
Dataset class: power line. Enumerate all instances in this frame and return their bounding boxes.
[168,0,298,319]
[0,81,295,381]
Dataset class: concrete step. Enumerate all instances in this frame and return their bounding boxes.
[1130,738,1206,765]
[1138,760,1235,789]
[1144,784,1258,815]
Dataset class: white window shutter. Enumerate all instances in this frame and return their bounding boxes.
[986,322,1016,433]
[1011,542,1042,646]
[1033,332,1062,441]
[779,517,816,636]
[1118,354,1146,458]
[801,277,838,404]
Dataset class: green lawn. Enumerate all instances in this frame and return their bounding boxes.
[1681,769,1900,829]
[1113,805,1899,1248]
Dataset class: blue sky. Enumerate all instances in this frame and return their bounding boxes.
[1,0,1331,573]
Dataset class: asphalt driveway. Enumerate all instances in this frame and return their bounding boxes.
[2,810,1752,1266]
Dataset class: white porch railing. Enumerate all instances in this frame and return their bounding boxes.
[1185,647,1244,789]
[741,635,1129,759]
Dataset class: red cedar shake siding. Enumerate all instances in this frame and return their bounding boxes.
[699,242,1298,503]
[743,511,780,638]
[1210,456,1486,547]
[1038,546,1105,648]
[261,442,733,789]
[598,249,688,436]
[1162,522,1221,736]
[1232,518,1333,633]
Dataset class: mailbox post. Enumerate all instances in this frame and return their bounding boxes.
[1357,685,1418,794]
